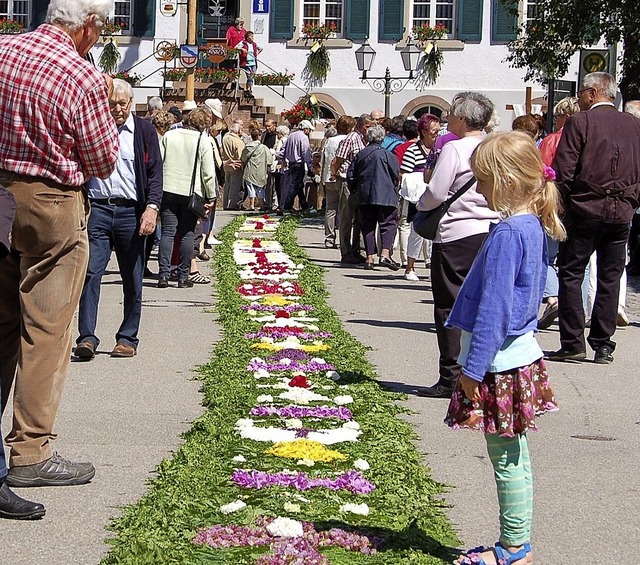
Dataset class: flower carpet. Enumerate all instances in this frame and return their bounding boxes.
[104,215,458,564]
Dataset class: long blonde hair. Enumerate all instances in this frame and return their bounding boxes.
[471,131,566,240]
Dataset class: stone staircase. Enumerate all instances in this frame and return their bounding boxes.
[154,82,280,126]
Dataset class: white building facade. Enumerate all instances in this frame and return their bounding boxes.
[6,0,586,126]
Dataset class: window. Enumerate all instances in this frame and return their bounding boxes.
[411,0,455,37]
[0,0,30,28]
[108,1,132,34]
[524,0,538,24]
[302,0,344,37]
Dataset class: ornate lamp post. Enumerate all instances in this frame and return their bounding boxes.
[354,39,422,117]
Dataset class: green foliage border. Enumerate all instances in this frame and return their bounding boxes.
[103,215,458,564]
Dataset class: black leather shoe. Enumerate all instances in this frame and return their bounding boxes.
[594,346,614,364]
[379,256,401,271]
[74,341,95,361]
[416,382,454,398]
[6,452,95,487]
[157,277,169,288]
[364,262,376,270]
[178,279,194,288]
[340,254,361,265]
[545,349,587,362]
[0,483,45,520]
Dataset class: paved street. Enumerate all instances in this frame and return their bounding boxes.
[2,212,638,563]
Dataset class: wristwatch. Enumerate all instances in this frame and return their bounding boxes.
[146,203,160,212]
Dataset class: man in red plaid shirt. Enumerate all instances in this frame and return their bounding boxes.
[0,0,118,496]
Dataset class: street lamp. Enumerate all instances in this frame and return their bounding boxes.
[354,38,422,117]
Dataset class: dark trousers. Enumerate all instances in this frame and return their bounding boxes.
[159,193,198,282]
[557,214,629,353]
[431,233,487,384]
[77,201,145,349]
[359,204,398,255]
[284,163,309,210]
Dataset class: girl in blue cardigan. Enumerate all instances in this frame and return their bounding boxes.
[446,131,565,565]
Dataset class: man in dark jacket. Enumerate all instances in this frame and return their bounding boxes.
[550,72,640,364]
[75,79,163,360]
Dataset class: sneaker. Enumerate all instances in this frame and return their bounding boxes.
[545,348,587,362]
[207,235,223,246]
[6,452,95,487]
[404,270,420,281]
[617,309,629,327]
[594,345,614,364]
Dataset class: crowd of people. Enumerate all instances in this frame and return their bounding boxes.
[1,4,640,565]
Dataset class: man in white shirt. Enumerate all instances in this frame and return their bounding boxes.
[75,79,163,360]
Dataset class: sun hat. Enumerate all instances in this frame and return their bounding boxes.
[182,100,197,111]
[298,120,314,130]
[204,98,224,119]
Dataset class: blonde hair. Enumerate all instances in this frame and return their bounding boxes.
[471,131,566,240]
[553,96,580,117]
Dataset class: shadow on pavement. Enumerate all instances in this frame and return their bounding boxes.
[349,319,436,333]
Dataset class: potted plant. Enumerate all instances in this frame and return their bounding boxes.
[300,22,336,85]
[411,24,447,85]
[281,95,321,126]
[111,71,143,86]
[254,71,295,86]
[0,18,24,34]
[163,68,186,82]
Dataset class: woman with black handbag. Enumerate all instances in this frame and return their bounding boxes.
[157,108,217,288]
[415,92,500,398]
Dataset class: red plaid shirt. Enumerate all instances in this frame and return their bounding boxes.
[335,130,366,178]
[0,25,118,186]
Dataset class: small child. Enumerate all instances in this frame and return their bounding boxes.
[444,131,565,565]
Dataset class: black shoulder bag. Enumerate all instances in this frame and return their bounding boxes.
[412,176,476,240]
[187,133,208,219]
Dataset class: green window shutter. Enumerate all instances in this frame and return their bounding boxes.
[457,0,483,42]
[346,0,371,40]
[379,0,405,42]
[133,0,155,37]
[32,3,48,29]
[270,0,295,40]
[491,0,517,42]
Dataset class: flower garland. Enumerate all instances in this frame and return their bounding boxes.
[249,405,353,420]
[231,469,375,494]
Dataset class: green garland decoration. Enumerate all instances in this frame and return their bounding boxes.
[99,37,121,75]
[304,44,331,84]
[103,215,458,564]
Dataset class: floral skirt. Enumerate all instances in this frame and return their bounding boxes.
[444,359,558,438]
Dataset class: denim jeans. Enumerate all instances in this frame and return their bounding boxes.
[159,192,198,282]
[284,163,309,210]
[77,201,145,350]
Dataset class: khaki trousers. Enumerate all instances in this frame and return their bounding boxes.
[0,173,89,466]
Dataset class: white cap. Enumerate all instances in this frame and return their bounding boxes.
[182,100,197,111]
[298,120,314,130]
[204,98,224,119]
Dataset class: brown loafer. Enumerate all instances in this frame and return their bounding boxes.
[75,341,95,361]
[110,343,136,358]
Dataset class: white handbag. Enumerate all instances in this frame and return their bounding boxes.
[399,171,427,204]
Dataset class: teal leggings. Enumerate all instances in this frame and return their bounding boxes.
[485,433,533,547]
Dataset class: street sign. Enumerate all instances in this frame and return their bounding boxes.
[253,0,270,13]
[578,46,616,88]
[160,0,177,17]
[180,44,199,68]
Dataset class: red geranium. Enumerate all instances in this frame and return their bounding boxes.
[288,375,310,388]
